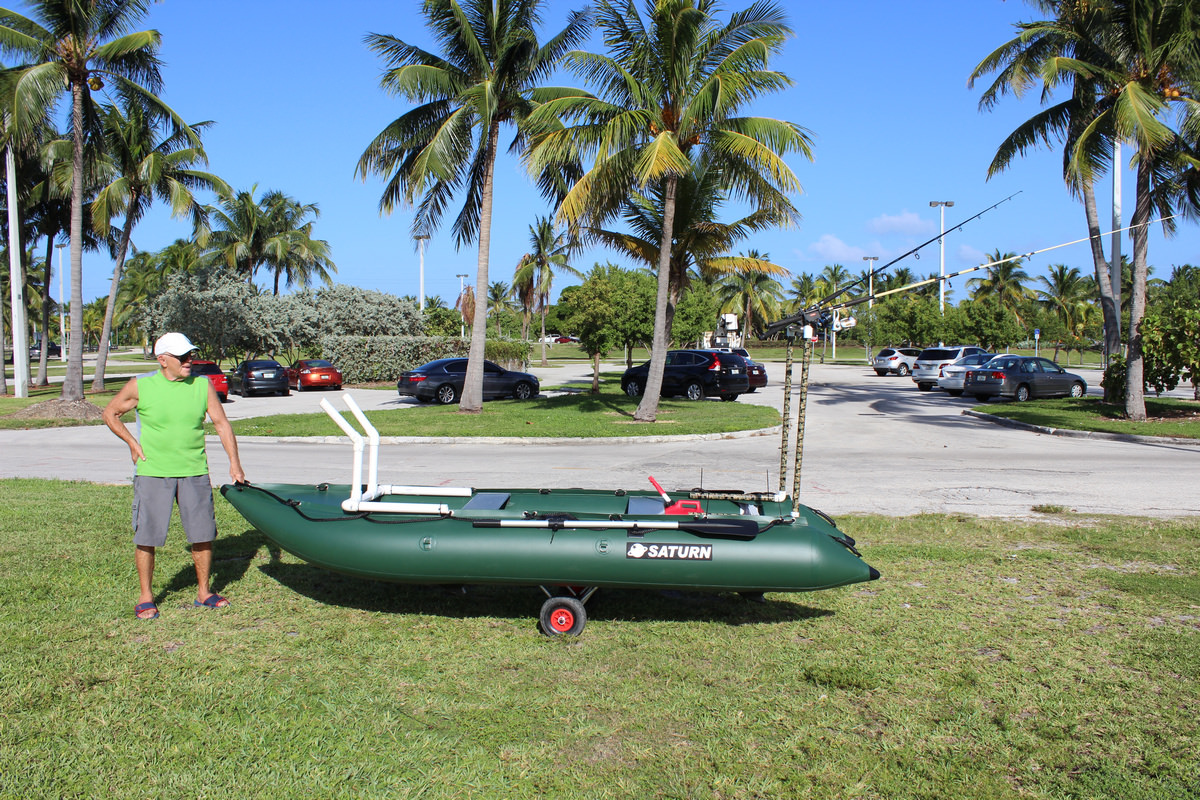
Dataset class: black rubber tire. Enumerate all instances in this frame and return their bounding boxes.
[623,379,641,398]
[512,381,535,400]
[917,382,933,391]
[973,394,988,403]
[896,364,910,377]
[721,394,738,402]
[946,389,962,397]
[874,370,887,376]
[1070,382,1085,398]
[1015,384,1031,402]
[539,596,587,636]
[684,381,704,401]
[218,393,227,403]
[436,383,459,405]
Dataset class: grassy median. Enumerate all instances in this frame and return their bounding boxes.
[973,396,1200,440]
[2,478,1197,799]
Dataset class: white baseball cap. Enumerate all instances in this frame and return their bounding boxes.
[154,332,198,357]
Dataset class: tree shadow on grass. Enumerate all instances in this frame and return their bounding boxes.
[256,559,836,629]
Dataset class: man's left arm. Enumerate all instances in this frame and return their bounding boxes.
[206,381,246,484]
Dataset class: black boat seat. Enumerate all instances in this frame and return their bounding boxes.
[626,496,665,515]
[462,492,511,510]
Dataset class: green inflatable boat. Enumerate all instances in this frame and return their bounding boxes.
[219,396,879,635]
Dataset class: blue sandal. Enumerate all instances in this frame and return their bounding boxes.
[134,602,159,620]
[194,593,229,608]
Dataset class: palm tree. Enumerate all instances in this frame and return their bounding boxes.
[527,0,812,421]
[787,273,817,311]
[0,0,182,403]
[967,250,1034,320]
[356,0,589,413]
[1036,263,1092,326]
[512,216,579,364]
[486,280,515,335]
[201,187,333,294]
[715,251,785,340]
[970,0,1200,419]
[89,100,229,389]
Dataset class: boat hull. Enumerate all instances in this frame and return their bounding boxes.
[221,482,878,594]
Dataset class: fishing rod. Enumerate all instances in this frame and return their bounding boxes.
[764,192,1023,338]
[809,214,1183,318]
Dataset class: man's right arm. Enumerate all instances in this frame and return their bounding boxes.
[102,378,145,465]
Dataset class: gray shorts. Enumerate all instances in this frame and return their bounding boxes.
[132,475,217,547]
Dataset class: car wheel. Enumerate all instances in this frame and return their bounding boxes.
[295,382,304,392]
[1070,382,1085,398]
[874,370,887,377]
[917,382,933,391]
[623,379,641,398]
[746,387,757,393]
[972,394,988,403]
[1015,384,1031,402]
[218,393,227,403]
[721,394,738,402]
[512,381,535,400]
[684,381,704,401]
[896,364,910,376]
[435,383,459,405]
[946,390,962,397]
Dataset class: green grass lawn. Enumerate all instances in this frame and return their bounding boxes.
[222,389,782,439]
[974,397,1200,440]
[1,478,1196,798]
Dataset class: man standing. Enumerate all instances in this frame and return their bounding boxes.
[103,332,245,620]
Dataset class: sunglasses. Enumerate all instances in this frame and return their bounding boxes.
[167,351,195,363]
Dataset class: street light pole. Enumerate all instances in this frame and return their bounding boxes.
[862,255,878,361]
[929,200,954,316]
[456,273,468,339]
[55,243,67,361]
[415,235,429,312]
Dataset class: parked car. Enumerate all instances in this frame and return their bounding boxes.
[189,359,229,402]
[287,358,343,392]
[29,341,61,358]
[872,347,922,376]
[911,346,990,391]
[936,353,995,396]
[228,359,290,397]
[964,355,1087,402]
[705,348,767,392]
[621,349,750,401]
[554,336,579,344]
[396,358,539,405]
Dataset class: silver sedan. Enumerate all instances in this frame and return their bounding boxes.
[936,353,995,396]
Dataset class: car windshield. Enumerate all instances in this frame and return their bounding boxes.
[305,359,334,368]
[189,363,220,375]
[919,348,958,360]
[877,349,896,357]
[245,360,278,369]
[984,357,1021,370]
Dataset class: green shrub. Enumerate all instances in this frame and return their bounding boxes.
[1101,354,1126,403]
[320,336,531,383]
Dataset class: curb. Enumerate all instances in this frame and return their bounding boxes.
[209,425,783,447]
[962,410,1200,447]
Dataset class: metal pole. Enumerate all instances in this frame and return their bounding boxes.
[863,255,877,362]
[415,235,429,312]
[56,243,66,361]
[6,145,28,397]
[929,200,954,317]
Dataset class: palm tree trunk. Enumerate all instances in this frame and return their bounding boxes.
[35,237,53,386]
[92,210,137,391]
[634,174,679,422]
[1123,160,1150,421]
[61,83,87,403]
[1081,181,1121,388]
[460,125,500,413]
[539,307,548,366]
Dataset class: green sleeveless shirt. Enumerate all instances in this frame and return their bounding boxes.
[135,371,210,477]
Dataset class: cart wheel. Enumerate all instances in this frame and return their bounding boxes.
[539,596,587,636]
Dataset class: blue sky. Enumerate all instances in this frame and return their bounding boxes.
[53,0,1197,308]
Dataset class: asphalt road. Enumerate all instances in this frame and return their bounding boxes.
[3,361,1197,519]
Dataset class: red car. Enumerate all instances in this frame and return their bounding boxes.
[189,360,229,402]
[287,359,343,391]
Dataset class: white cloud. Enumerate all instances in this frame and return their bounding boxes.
[867,211,936,237]
[956,244,987,266]
[807,234,865,263]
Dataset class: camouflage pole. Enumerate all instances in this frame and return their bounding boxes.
[791,336,814,516]
[777,330,795,494]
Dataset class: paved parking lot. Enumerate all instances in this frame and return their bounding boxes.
[2,360,1197,519]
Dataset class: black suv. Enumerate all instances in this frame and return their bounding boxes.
[621,349,750,401]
